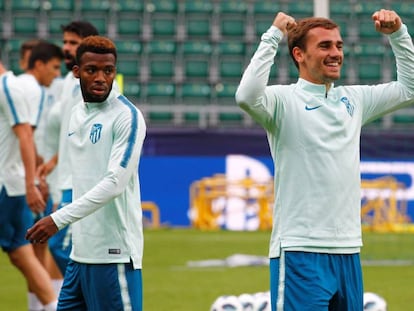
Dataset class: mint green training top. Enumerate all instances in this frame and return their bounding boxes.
[236,25,414,258]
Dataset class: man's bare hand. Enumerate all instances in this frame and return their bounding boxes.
[272,12,297,36]
[25,215,59,244]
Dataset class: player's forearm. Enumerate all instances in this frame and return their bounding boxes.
[388,24,414,95]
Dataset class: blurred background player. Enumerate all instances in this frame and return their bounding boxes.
[18,40,64,311]
[0,60,58,311]
[37,21,99,277]
[27,35,147,311]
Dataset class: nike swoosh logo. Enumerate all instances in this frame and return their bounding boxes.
[305,105,322,111]
[68,132,75,136]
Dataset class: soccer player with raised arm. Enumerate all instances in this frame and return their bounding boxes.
[26,36,147,311]
[236,9,414,311]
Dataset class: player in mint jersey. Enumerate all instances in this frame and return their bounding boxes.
[236,10,414,311]
[26,36,147,311]
[0,61,58,310]
[37,21,99,277]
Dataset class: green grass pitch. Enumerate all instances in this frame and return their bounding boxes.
[1,229,413,310]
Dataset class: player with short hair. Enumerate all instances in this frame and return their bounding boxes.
[26,35,147,311]
[37,21,99,276]
[0,60,58,311]
[236,9,414,310]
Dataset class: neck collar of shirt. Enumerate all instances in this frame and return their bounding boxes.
[297,78,334,97]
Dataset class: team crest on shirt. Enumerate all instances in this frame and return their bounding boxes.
[89,124,102,144]
[340,96,354,117]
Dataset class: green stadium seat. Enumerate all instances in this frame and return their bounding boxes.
[48,15,72,35]
[182,41,212,55]
[183,0,213,13]
[79,0,111,11]
[123,80,141,99]
[151,17,176,37]
[117,17,142,37]
[115,40,142,55]
[13,16,38,35]
[353,2,385,16]
[219,59,244,79]
[82,16,108,35]
[220,19,245,38]
[286,2,313,17]
[115,0,144,12]
[145,82,175,107]
[46,0,75,11]
[181,83,211,103]
[356,62,383,83]
[215,83,238,104]
[253,1,282,14]
[117,59,140,77]
[185,17,211,38]
[392,113,414,126]
[11,0,40,10]
[146,41,176,54]
[218,1,248,13]
[145,0,177,13]
[357,20,381,39]
[184,59,210,79]
[149,59,175,78]
[255,20,271,37]
[217,42,245,56]
[353,43,386,57]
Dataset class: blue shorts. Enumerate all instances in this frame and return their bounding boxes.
[0,187,32,252]
[58,260,143,311]
[270,251,363,311]
[32,196,54,223]
[49,189,72,275]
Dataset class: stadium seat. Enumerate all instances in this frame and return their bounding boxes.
[115,0,144,12]
[145,82,175,121]
[218,58,245,80]
[181,83,211,105]
[183,0,213,13]
[286,2,313,17]
[182,41,213,55]
[254,20,271,37]
[217,1,248,14]
[117,58,140,77]
[253,1,282,14]
[353,43,386,57]
[123,79,141,100]
[357,20,381,39]
[46,0,75,11]
[81,16,108,35]
[185,17,211,38]
[149,59,175,78]
[115,40,142,55]
[48,15,73,36]
[392,113,414,126]
[79,0,111,11]
[11,0,41,10]
[356,62,383,83]
[151,17,176,37]
[145,0,178,13]
[220,18,245,39]
[146,40,176,54]
[217,42,245,56]
[184,59,210,79]
[116,17,142,37]
[13,16,38,35]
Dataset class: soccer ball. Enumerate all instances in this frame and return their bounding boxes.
[210,295,244,311]
[363,292,387,311]
[253,291,271,311]
[238,293,255,311]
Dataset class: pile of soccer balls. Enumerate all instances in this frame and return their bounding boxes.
[210,291,270,311]
[210,291,387,311]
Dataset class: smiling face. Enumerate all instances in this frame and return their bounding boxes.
[293,26,344,85]
[73,52,116,103]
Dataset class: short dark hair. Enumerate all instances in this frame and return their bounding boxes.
[20,39,47,59]
[288,17,339,68]
[61,21,99,38]
[76,36,117,65]
[27,41,64,69]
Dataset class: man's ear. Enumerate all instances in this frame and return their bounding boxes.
[72,65,80,78]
